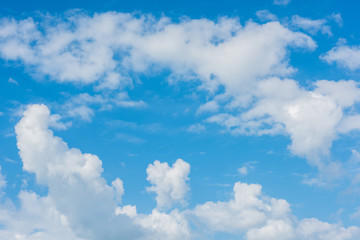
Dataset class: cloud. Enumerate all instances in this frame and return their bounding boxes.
[135,209,191,240]
[8,77,18,85]
[1,103,359,239]
[321,44,360,70]
[146,159,190,209]
[256,10,278,22]
[61,92,146,122]
[0,12,315,94]
[206,78,360,184]
[296,218,360,240]
[191,181,360,239]
[15,104,142,240]
[0,191,83,240]
[187,123,206,133]
[238,166,248,176]
[329,13,343,27]
[290,15,331,35]
[2,12,357,184]
[192,182,294,234]
[197,101,219,115]
[273,0,291,6]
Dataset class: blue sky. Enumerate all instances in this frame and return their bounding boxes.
[1,0,360,239]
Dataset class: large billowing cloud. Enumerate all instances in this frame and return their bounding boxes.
[207,78,360,184]
[0,104,358,239]
[0,12,315,91]
[0,11,359,182]
[14,104,142,240]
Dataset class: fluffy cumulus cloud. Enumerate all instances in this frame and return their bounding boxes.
[206,78,360,184]
[321,44,360,70]
[14,104,141,240]
[0,104,359,239]
[146,159,190,209]
[192,182,294,234]
[192,181,360,240]
[1,11,360,183]
[0,12,315,93]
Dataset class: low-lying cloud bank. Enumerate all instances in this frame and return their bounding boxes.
[0,104,358,240]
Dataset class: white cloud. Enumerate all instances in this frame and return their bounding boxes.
[0,191,83,240]
[206,78,360,183]
[191,181,360,239]
[273,0,291,6]
[246,219,295,240]
[112,178,125,203]
[192,182,293,234]
[146,159,190,209]
[321,44,360,70]
[187,123,206,133]
[291,15,331,35]
[1,104,359,239]
[0,12,315,95]
[296,218,360,240]
[8,77,18,85]
[136,209,191,240]
[256,10,278,22]
[238,166,248,176]
[197,101,219,115]
[329,13,343,27]
[15,104,142,240]
[61,92,146,122]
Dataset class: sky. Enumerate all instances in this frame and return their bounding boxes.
[0,0,360,239]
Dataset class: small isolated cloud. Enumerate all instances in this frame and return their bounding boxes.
[291,15,332,35]
[256,10,278,22]
[238,161,257,176]
[115,133,146,144]
[8,77,18,85]
[329,13,343,27]
[273,0,291,6]
[187,123,206,134]
[4,157,18,164]
[146,159,190,209]
[238,166,248,176]
[321,44,360,70]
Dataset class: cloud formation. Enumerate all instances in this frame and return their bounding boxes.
[290,15,331,35]
[146,159,190,209]
[0,11,359,185]
[321,44,360,70]
[0,104,358,240]
[0,12,315,91]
